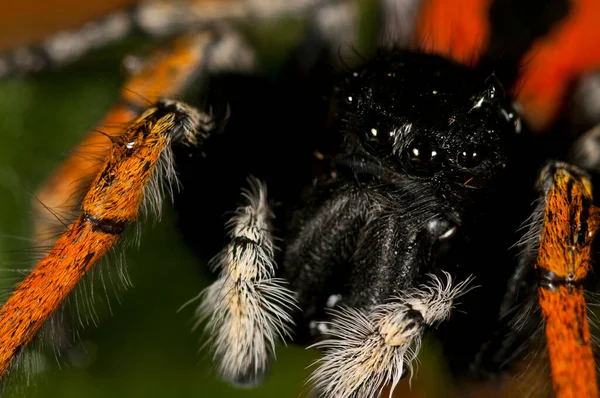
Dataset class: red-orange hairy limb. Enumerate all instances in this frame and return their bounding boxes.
[34,30,217,242]
[536,163,600,398]
[0,100,204,378]
[414,0,491,66]
[539,287,596,398]
[0,218,119,377]
[515,0,600,131]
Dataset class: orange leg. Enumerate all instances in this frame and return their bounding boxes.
[535,163,600,398]
[413,0,492,67]
[411,0,600,133]
[515,0,600,132]
[0,99,207,378]
[33,28,253,244]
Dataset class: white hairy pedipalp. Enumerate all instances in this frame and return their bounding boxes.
[192,178,296,386]
[309,272,475,398]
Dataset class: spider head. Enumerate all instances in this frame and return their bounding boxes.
[293,52,533,354]
[335,51,523,209]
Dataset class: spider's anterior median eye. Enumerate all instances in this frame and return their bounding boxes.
[366,126,395,145]
[457,145,486,168]
[405,140,442,171]
[362,121,398,156]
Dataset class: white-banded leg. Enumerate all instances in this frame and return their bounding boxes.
[193,178,296,387]
[309,272,474,398]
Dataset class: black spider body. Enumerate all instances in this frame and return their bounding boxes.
[174,48,538,382]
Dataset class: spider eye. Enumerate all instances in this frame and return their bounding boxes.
[457,145,486,168]
[363,122,396,152]
[367,126,394,142]
[405,140,441,171]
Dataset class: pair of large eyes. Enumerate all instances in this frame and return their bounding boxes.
[365,127,484,170]
[406,142,484,169]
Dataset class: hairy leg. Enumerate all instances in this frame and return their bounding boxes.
[475,162,600,397]
[0,99,212,378]
[33,28,255,245]
[195,179,296,387]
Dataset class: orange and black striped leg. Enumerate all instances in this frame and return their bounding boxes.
[0,99,213,378]
[33,28,255,245]
[534,162,600,398]
[475,161,600,396]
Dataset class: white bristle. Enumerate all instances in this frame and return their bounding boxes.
[309,272,475,398]
[193,178,296,386]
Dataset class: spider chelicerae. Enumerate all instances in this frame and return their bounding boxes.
[1,1,600,397]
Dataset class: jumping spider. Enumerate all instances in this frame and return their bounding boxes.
[1,0,599,397]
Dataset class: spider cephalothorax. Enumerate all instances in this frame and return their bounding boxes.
[278,51,535,382]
